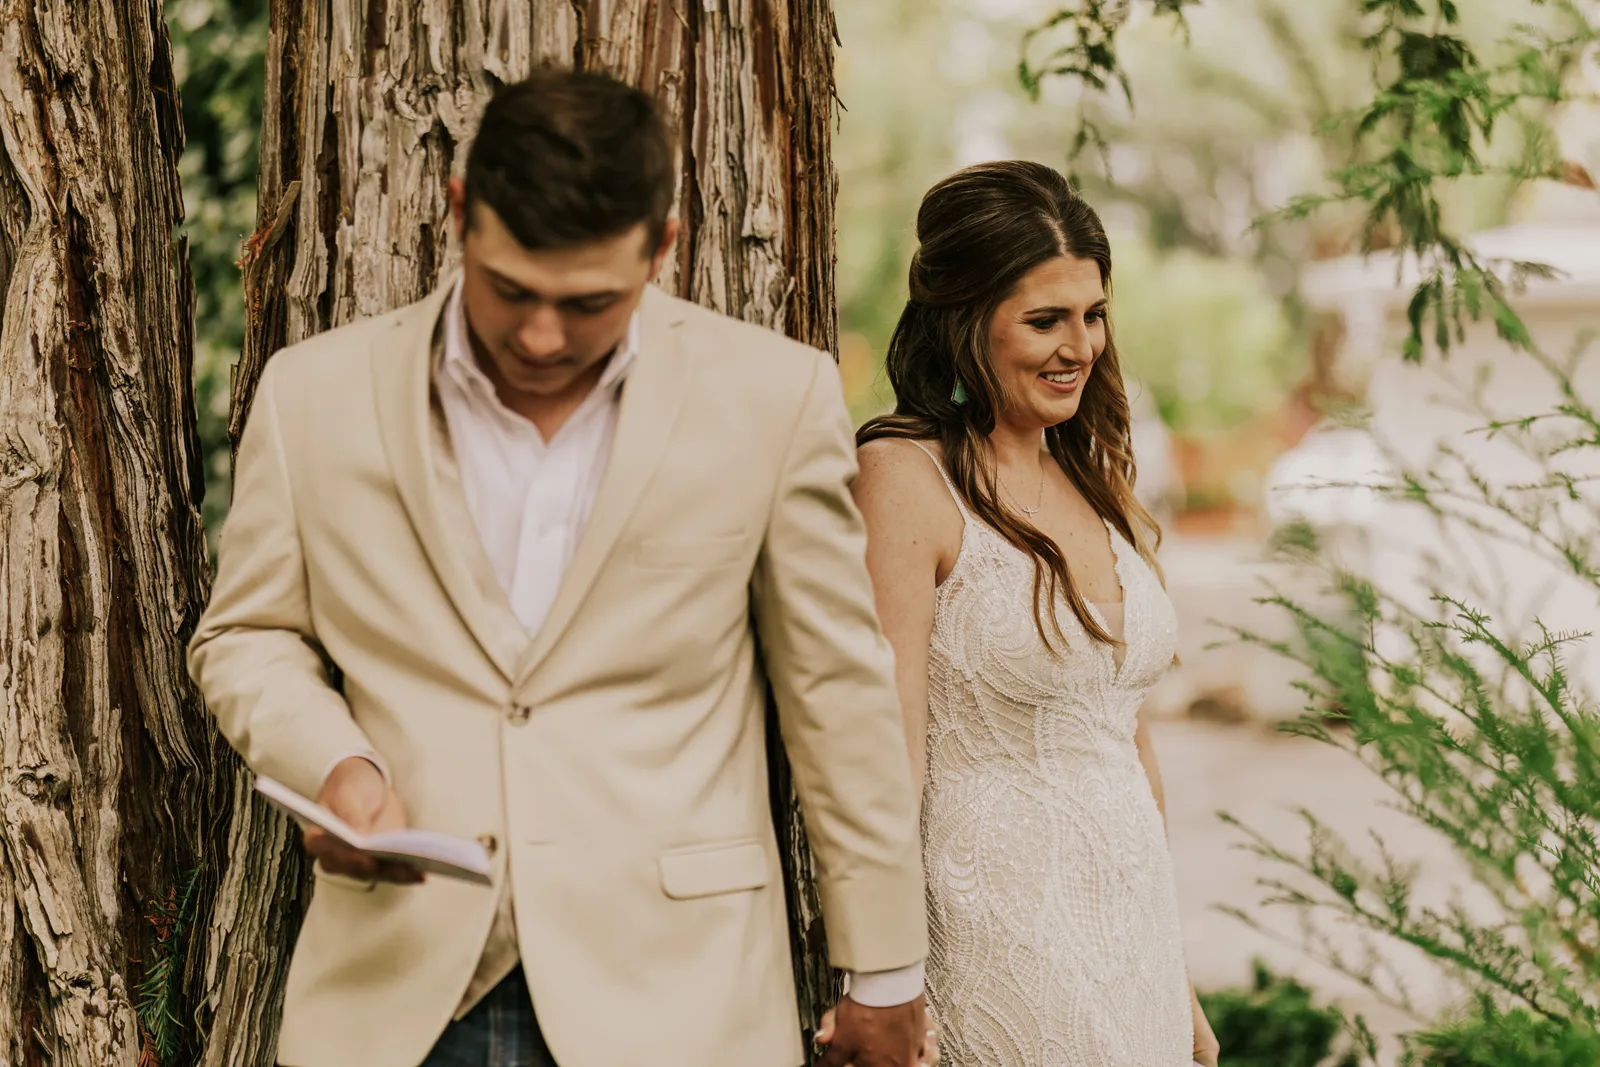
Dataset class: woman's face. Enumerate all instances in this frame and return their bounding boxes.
[984,254,1108,431]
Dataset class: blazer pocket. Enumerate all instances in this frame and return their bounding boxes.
[634,533,750,570]
[658,839,770,900]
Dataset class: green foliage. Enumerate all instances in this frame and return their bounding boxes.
[1267,0,1593,361]
[1222,342,1600,1060]
[1199,960,1363,1067]
[835,0,1002,416]
[1403,1002,1600,1066]
[135,866,204,1065]
[1106,233,1298,432]
[168,0,268,546]
[1028,1,1597,362]
[1019,0,1203,182]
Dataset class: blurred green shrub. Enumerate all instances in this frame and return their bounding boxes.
[1199,960,1361,1067]
[1403,1006,1600,1067]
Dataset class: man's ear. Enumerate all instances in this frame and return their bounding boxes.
[447,177,469,242]
[649,218,680,277]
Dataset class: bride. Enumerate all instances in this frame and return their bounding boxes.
[851,161,1220,1067]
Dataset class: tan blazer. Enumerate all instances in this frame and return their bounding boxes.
[189,282,926,1067]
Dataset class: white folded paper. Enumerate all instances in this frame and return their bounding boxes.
[255,775,492,886]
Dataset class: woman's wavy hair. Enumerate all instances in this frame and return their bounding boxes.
[858,160,1162,650]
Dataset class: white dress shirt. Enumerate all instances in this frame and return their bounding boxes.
[336,281,923,1009]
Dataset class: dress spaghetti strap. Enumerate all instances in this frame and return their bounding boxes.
[906,440,973,523]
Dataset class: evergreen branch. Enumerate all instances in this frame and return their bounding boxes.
[1019,1,1203,181]
[1215,900,1428,1022]
[135,865,203,1066]
[1225,813,1577,1020]
[1264,8,1598,361]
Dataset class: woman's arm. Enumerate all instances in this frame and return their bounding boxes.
[852,439,961,810]
[1135,711,1221,1067]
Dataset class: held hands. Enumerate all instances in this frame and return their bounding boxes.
[305,756,425,885]
[816,995,937,1067]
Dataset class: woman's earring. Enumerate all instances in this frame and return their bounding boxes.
[951,380,968,405]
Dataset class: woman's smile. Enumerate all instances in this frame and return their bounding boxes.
[1039,366,1084,394]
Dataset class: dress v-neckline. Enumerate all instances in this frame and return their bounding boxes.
[1084,518,1131,680]
[909,439,1135,680]
[946,511,1134,682]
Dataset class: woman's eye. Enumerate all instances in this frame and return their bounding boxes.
[1086,309,1106,324]
[1027,317,1058,331]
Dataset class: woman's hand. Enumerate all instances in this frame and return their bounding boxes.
[1191,988,1220,1067]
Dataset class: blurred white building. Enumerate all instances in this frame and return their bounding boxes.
[1287,221,1600,693]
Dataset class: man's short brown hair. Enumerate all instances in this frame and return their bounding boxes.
[464,67,676,252]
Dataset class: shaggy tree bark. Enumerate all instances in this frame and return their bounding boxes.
[226,2,843,1064]
[0,2,231,1065]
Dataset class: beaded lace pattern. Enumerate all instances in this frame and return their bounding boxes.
[908,443,1192,1067]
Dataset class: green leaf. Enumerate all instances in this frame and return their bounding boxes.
[1018,58,1041,99]
[1492,301,1533,351]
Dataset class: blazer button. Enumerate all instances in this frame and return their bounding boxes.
[509,703,531,725]
[476,833,498,855]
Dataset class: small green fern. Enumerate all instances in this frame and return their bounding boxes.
[135,865,203,1065]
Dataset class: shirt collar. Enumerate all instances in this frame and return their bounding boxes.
[439,275,639,400]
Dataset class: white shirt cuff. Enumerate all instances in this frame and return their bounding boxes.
[318,750,391,792]
[844,961,926,1007]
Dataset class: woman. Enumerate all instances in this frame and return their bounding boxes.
[852,161,1220,1067]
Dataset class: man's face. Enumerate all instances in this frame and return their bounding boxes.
[449,178,676,406]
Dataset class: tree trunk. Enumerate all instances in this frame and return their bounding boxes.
[0,2,234,1065]
[227,2,842,1064]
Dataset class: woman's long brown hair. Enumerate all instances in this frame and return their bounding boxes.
[858,160,1162,650]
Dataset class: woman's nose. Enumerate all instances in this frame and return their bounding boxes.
[1058,326,1092,361]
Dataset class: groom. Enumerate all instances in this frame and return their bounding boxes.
[190,68,928,1067]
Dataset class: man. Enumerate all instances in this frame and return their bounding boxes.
[190,68,929,1067]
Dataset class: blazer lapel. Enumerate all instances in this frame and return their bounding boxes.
[371,277,521,682]
[514,287,693,686]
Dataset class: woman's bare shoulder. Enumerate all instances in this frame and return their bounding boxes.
[857,436,943,486]
[854,437,963,532]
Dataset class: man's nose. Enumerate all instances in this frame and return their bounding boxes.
[516,305,565,358]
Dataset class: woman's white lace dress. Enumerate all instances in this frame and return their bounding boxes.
[912,446,1193,1067]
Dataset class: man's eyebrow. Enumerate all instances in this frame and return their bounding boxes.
[482,268,624,303]
[483,267,535,296]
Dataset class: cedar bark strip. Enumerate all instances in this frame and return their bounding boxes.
[230,2,842,1063]
[0,1,225,1065]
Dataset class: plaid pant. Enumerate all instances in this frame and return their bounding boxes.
[420,969,559,1067]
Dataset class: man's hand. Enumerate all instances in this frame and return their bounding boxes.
[306,756,425,885]
[815,994,932,1067]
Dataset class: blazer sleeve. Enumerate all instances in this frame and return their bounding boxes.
[750,350,929,974]
[188,359,378,801]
